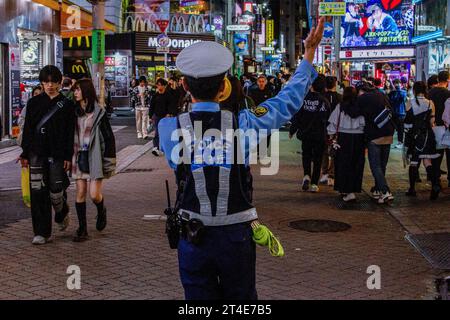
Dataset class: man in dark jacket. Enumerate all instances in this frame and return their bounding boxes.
[429,71,450,186]
[248,74,273,106]
[149,78,177,156]
[289,74,331,192]
[18,65,76,245]
[354,82,395,203]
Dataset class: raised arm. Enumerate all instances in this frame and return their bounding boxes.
[239,18,325,132]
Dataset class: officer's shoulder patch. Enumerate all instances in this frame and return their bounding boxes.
[250,105,269,118]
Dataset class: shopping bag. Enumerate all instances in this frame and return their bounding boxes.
[21,167,31,208]
[441,128,450,148]
[433,125,447,150]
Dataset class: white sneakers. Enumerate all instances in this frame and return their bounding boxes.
[152,147,162,156]
[395,143,403,149]
[32,236,49,245]
[309,184,319,193]
[137,133,143,139]
[343,193,356,202]
[377,192,394,204]
[319,174,328,185]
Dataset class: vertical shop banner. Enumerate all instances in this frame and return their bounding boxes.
[55,37,64,73]
[134,0,170,33]
[234,33,249,56]
[266,19,274,47]
[92,30,105,64]
[254,14,262,34]
[340,0,415,48]
[9,45,21,137]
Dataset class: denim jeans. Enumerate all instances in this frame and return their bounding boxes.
[367,142,391,193]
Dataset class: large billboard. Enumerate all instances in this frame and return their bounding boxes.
[340,0,414,48]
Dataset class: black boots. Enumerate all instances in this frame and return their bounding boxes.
[426,165,441,201]
[94,198,107,231]
[406,166,417,197]
[74,202,88,242]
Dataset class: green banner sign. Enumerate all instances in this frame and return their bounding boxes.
[92,29,105,64]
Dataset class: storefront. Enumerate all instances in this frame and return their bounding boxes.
[63,33,133,107]
[0,0,60,140]
[134,32,216,83]
[339,48,416,85]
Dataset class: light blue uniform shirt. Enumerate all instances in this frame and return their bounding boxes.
[159,59,318,169]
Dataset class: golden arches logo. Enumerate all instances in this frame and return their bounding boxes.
[68,36,90,48]
[72,65,86,74]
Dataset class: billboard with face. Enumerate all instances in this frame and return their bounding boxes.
[340,0,414,48]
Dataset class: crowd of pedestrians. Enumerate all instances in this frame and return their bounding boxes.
[291,71,450,204]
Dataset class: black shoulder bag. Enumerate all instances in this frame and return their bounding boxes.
[35,99,67,134]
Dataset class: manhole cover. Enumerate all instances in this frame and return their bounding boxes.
[122,168,154,173]
[289,219,351,233]
[406,233,450,270]
[331,197,380,211]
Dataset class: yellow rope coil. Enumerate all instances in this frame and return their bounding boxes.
[251,221,284,257]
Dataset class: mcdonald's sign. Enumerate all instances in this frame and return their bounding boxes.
[72,64,86,74]
[68,36,91,49]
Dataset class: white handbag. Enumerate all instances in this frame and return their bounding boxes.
[441,128,450,148]
[433,125,447,149]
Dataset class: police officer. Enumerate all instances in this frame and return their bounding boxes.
[159,19,325,300]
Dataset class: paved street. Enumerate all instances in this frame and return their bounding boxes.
[1,122,449,300]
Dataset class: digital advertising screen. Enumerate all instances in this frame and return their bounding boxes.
[340,0,415,48]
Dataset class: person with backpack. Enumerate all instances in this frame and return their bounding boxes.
[289,74,331,193]
[388,79,407,149]
[18,65,76,245]
[351,81,395,204]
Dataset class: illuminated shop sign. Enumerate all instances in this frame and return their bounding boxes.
[339,47,415,59]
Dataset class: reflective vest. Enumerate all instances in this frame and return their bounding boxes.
[175,110,257,226]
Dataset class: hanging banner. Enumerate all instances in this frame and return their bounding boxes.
[234,33,249,56]
[9,45,21,138]
[265,19,274,47]
[92,29,105,64]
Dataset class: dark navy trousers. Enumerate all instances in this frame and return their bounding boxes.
[178,222,257,300]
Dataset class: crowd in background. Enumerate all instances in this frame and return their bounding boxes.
[124,68,450,204]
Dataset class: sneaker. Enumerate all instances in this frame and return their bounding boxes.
[378,192,394,204]
[319,174,328,185]
[371,190,381,200]
[310,184,319,193]
[151,147,160,156]
[32,235,48,245]
[57,214,70,232]
[343,193,356,202]
[137,133,143,139]
[327,178,334,187]
[395,143,403,149]
[302,175,311,191]
[143,135,151,140]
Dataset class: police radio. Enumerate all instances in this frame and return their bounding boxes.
[164,180,181,249]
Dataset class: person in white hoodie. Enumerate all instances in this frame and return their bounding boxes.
[327,86,366,202]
